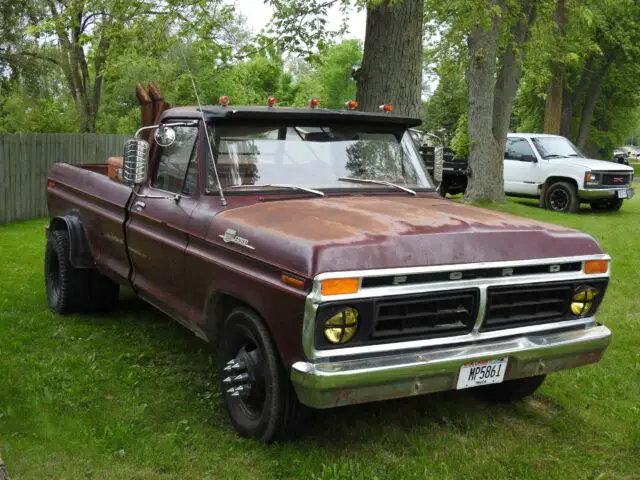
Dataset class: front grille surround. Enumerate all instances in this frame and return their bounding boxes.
[601,172,632,187]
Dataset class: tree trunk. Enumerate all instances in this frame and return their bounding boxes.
[544,73,563,134]
[356,0,423,117]
[560,55,594,139]
[463,12,503,203]
[576,55,615,150]
[543,0,565,134]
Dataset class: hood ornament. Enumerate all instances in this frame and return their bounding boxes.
[219,228,255,250]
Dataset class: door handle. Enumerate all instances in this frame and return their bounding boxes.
[134,201,146,211]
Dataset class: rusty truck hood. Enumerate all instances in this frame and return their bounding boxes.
[213,196,602,277]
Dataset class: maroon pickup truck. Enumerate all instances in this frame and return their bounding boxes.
[45,104,612,442]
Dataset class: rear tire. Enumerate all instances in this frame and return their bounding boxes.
[544,182,580,213]
[45,230,91,314]
[217,307,308,442]
[475,375,546,402]
[45,229,119,314]
[590,197,623,212]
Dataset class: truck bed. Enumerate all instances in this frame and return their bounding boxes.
[47,162,133,285]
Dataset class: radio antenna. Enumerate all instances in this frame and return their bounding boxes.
[178,45,227,206]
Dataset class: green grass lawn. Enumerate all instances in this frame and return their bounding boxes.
[1,198,639,480]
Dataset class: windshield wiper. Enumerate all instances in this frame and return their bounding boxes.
[228,184,325,197]
[543,154,564,159]
[337,177,417,196]
[567,153,583,157]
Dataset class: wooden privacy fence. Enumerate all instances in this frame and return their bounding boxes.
[0,133,129,224]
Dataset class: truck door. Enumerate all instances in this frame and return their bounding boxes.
[504,137,540,195]
[126,124,200,320]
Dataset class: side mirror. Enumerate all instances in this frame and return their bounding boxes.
[122,139,149,186]
[433,147,444,183]
[521,154,537,163]
[155,125,176,147]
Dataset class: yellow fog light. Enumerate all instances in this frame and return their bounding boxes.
[324,308,359,344]
[570,286,599,316]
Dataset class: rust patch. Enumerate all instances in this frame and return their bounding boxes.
[218,196,571,243]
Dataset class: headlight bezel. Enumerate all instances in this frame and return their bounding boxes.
[584,171,602,187]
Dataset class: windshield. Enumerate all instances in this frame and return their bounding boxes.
[531,136,585,159]
[204,124,433,193]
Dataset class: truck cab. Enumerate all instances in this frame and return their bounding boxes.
[45,103,613,442]
[504,133,635,212]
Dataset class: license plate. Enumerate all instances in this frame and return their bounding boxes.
[456,358,508,390]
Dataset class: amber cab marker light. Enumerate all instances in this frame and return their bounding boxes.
[281,274,304,290]
[309,98,321,109]
[379,103,394,112]
[320,278,359,296]
[345,100,359,110]
[219,95,230,106]
[267,96,277,107]
[584,260,609,274]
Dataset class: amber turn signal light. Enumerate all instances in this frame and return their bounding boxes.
[583,260,608,274]
[281,274,304,289]
[320,278,359,296]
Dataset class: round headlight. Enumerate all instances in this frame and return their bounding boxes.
[570,286,599,316]
[323,308,359,344]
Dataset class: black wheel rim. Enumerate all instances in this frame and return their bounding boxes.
[222,336,267,420]
[549,188,569,211]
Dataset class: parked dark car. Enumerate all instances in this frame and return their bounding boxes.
[409,129,468,196]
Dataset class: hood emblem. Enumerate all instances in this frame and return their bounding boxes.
[219,228,255,250]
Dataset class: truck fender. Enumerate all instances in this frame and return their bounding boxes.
[47,215,95,269]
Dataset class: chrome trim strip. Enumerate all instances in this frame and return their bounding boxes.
[472,285,488,335]
[313,254,610,282]
[303,254,610,361]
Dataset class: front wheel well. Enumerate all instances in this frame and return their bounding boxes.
[544,176,579,190]
[205,293,259,346]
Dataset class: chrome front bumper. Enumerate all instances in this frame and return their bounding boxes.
[578,187,634,199]
[291,325,611,409]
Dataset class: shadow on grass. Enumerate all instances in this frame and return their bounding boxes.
[507,198,640,217]
[70,293,591,450]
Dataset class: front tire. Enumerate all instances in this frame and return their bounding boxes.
[545,182,580,213]
[217,307,307,442]
[590,197,624,212]
[475,375,546,402]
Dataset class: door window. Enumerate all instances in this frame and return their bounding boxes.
[505,138,535,161]
[153,126,198,195]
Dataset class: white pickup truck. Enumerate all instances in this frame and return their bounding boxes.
[504,133,635,212]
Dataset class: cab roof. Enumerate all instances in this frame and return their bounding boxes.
[160,106,422,128]
[508,132,563,139]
